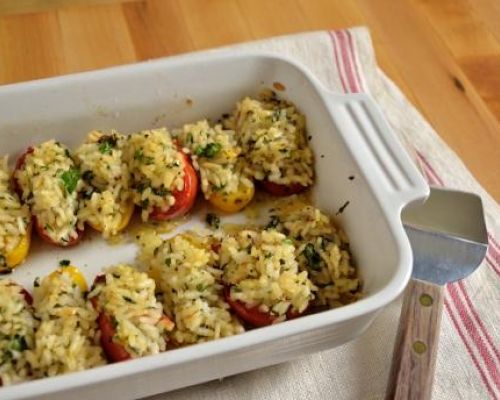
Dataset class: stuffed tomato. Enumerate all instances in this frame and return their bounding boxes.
[27,265,105,378]
[0,280,36,386]
[13,140,83,246]
[74,130,134,237]
[88,264,174,362]
[125,129,198,222]
[0,157,31,272]
[176,120,254,213]
[223,90,314,196]
[220,229,314,327]
[137,231,243,346]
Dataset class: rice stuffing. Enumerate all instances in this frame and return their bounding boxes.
[224,90,314,187]
[88,264,173,358]
[176,119,253,200]
[0,280,36,386]
[266,197,362,308]
[124,129,185,221]
[14,140,81,245]
[0,157,30,271]
[75,130,131,237]
[138,231,244,345]
[221,229,315,319]
[26,268,105,377]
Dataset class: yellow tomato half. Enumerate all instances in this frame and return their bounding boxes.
[208,181,255,213]
[5,224,32,269]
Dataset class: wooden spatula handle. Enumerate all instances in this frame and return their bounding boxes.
[386,279,444,400]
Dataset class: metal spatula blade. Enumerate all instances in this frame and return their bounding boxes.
[386,187,488,400]
[403,187,488,285]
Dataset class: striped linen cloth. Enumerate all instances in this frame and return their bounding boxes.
[149,27,500,400]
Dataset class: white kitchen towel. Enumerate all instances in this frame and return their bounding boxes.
[148,27,500,400]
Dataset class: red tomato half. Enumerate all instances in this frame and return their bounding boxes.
[98,312,132,363]
[260,180,308,197]
[89,275,131,362]
[149,152,198,221]
[224,286,277,327]
[19,287,33,306]
[34,217,83,247]
[224,286,305,327]
[11,147,34,196]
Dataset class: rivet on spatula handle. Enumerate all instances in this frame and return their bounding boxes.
[385,279,444,400]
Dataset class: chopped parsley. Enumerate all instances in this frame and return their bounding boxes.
[59,259,71,267]
[60,168,80,194]
[134,149,154,164]
[303,243,322,271]
[195,142,222,158]
[9,335,27,352]
[196,283,205,292]
[205,213,220,229]
[98,141,113,154]
[266,215,280,229]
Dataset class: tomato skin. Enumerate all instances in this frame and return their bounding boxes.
[34,217,83,247]
[98,312,132,363]
[224,286,306,327]
[149,152,198,221]
[89,275,131,362]
[19,287,33,306]
[260,180,308,197]
[224,286,277,327]
[11,147,34,196]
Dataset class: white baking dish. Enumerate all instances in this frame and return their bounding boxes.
[0,51,428,400]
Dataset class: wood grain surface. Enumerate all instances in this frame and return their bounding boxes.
[0,0,499,200]
[386,279,444,400]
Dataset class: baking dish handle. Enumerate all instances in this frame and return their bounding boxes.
[324,92,429,211]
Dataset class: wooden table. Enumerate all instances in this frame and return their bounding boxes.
[1,0,499,201]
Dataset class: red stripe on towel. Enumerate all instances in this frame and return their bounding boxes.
[458,281,500,364]
[445,299,498,398]
[448,283,500,389]
[327,31,348,93]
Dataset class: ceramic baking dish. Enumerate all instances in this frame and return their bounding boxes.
[0,51,429,400]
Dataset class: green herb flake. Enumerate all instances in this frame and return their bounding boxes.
[98,141,113,154]
[60,168,80,194]
[34,277,40,287]
[165,258,172,266]
[59,259,71,267]
[266,215,280,229]
[195,142,222,158]
[196,283,205,292]
[9,335,27,352]
[205,213,220,230]
[303,243,322,271]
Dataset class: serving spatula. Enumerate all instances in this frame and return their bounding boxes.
[386,187,488,400]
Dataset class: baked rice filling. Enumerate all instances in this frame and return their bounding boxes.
[14,140,80,244]
[75,130,131,237]
[87,264,170,358]
[176,119,253,199]
[138,231,244,345]
[0,157,30,269]
[125,129,185,221]
[224,91,314,186]
[266,197,362,308]
[0,280,36,386]
[221,229,315,317]
[26,269,104,377]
